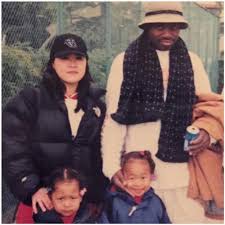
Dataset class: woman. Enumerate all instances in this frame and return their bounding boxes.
[3,33,109,223]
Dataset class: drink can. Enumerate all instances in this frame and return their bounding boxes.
[184,125,200,151]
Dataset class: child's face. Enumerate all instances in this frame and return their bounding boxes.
[51,179,82,217]
[123,159,152,197]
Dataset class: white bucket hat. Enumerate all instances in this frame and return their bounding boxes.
[138,2,188,29]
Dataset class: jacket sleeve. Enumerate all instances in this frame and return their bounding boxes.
[97,210,110,223]
[159,198,171,224]
[189,51,212,95]
[101,53,128,179]
[33,208,62,223]
[3,87,41,204]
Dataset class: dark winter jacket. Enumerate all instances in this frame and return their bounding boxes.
[33,201,109,223]
[3,82,109,205]
[105,187,171,223]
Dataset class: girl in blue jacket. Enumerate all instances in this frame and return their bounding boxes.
[105,151,171,223]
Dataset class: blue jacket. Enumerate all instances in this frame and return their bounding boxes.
[105,187,171,223]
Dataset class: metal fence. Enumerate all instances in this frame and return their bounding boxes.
[1,1,222,223]
[182,2,221,92]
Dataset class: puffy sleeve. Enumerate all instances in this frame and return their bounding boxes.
[189,51,212,94]
[101,53,128,179]
[3,87,40,204]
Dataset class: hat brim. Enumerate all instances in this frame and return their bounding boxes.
[138,14,188,29]
[54,50,87,58]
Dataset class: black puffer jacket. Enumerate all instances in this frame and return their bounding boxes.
[3,83,109,205]
[33,201,109,223]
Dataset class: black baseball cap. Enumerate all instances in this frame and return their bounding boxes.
[50,33,88,60]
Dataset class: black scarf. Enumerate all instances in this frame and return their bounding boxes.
[111,34,196,162]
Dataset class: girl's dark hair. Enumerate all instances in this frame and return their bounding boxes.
[121,151,155,173]
[47,167,86,195]
[42,58,93,112]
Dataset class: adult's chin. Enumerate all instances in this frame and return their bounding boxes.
[158,44,173,51]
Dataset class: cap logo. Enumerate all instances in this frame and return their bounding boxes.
[64,38,78,48]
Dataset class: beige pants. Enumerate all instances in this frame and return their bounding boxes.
[155,187,224,224]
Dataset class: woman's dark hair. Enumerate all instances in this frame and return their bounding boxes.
[121,151,155,173]
[42,58,93,112]
[47,167,86,195]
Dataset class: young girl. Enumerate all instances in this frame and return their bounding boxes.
[33,167,108,223]
[105,151,171,223]
[3,33,108,223]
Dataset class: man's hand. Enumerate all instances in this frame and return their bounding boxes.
[32,188,53,214]
[188,129,210,156]
[112,170,126,190]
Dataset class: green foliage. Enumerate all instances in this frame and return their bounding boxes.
[2,45,45,106]
[2,2,56,48]
[89,48,112,88]
[111,2,141,51]
[64,2,106,51]
[88,44,122,88]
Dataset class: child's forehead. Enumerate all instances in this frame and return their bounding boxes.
[124,158,149,168]
[126,158,148,164]
[123,158,151,172]
[54,179,80,189]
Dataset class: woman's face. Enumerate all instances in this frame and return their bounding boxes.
[52,54,87,90]
[51,179,82,217]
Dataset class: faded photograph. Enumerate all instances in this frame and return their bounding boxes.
[2,2,224,223]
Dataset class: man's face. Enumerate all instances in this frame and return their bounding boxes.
[147,23,181,51]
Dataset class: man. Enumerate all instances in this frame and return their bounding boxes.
[101,2,217,223]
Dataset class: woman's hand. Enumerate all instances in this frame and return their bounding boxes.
[32,188,53,214]
[188,129,210,156]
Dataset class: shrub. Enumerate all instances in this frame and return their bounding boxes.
[2,44,45,106]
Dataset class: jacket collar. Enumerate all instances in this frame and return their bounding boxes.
[109,185,155,205]
[73,201,98,223]
[41,82,105,114]
[47,202,96,223]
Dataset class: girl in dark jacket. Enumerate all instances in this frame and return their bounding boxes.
[3,33,109,223]
[33,167,108,223]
